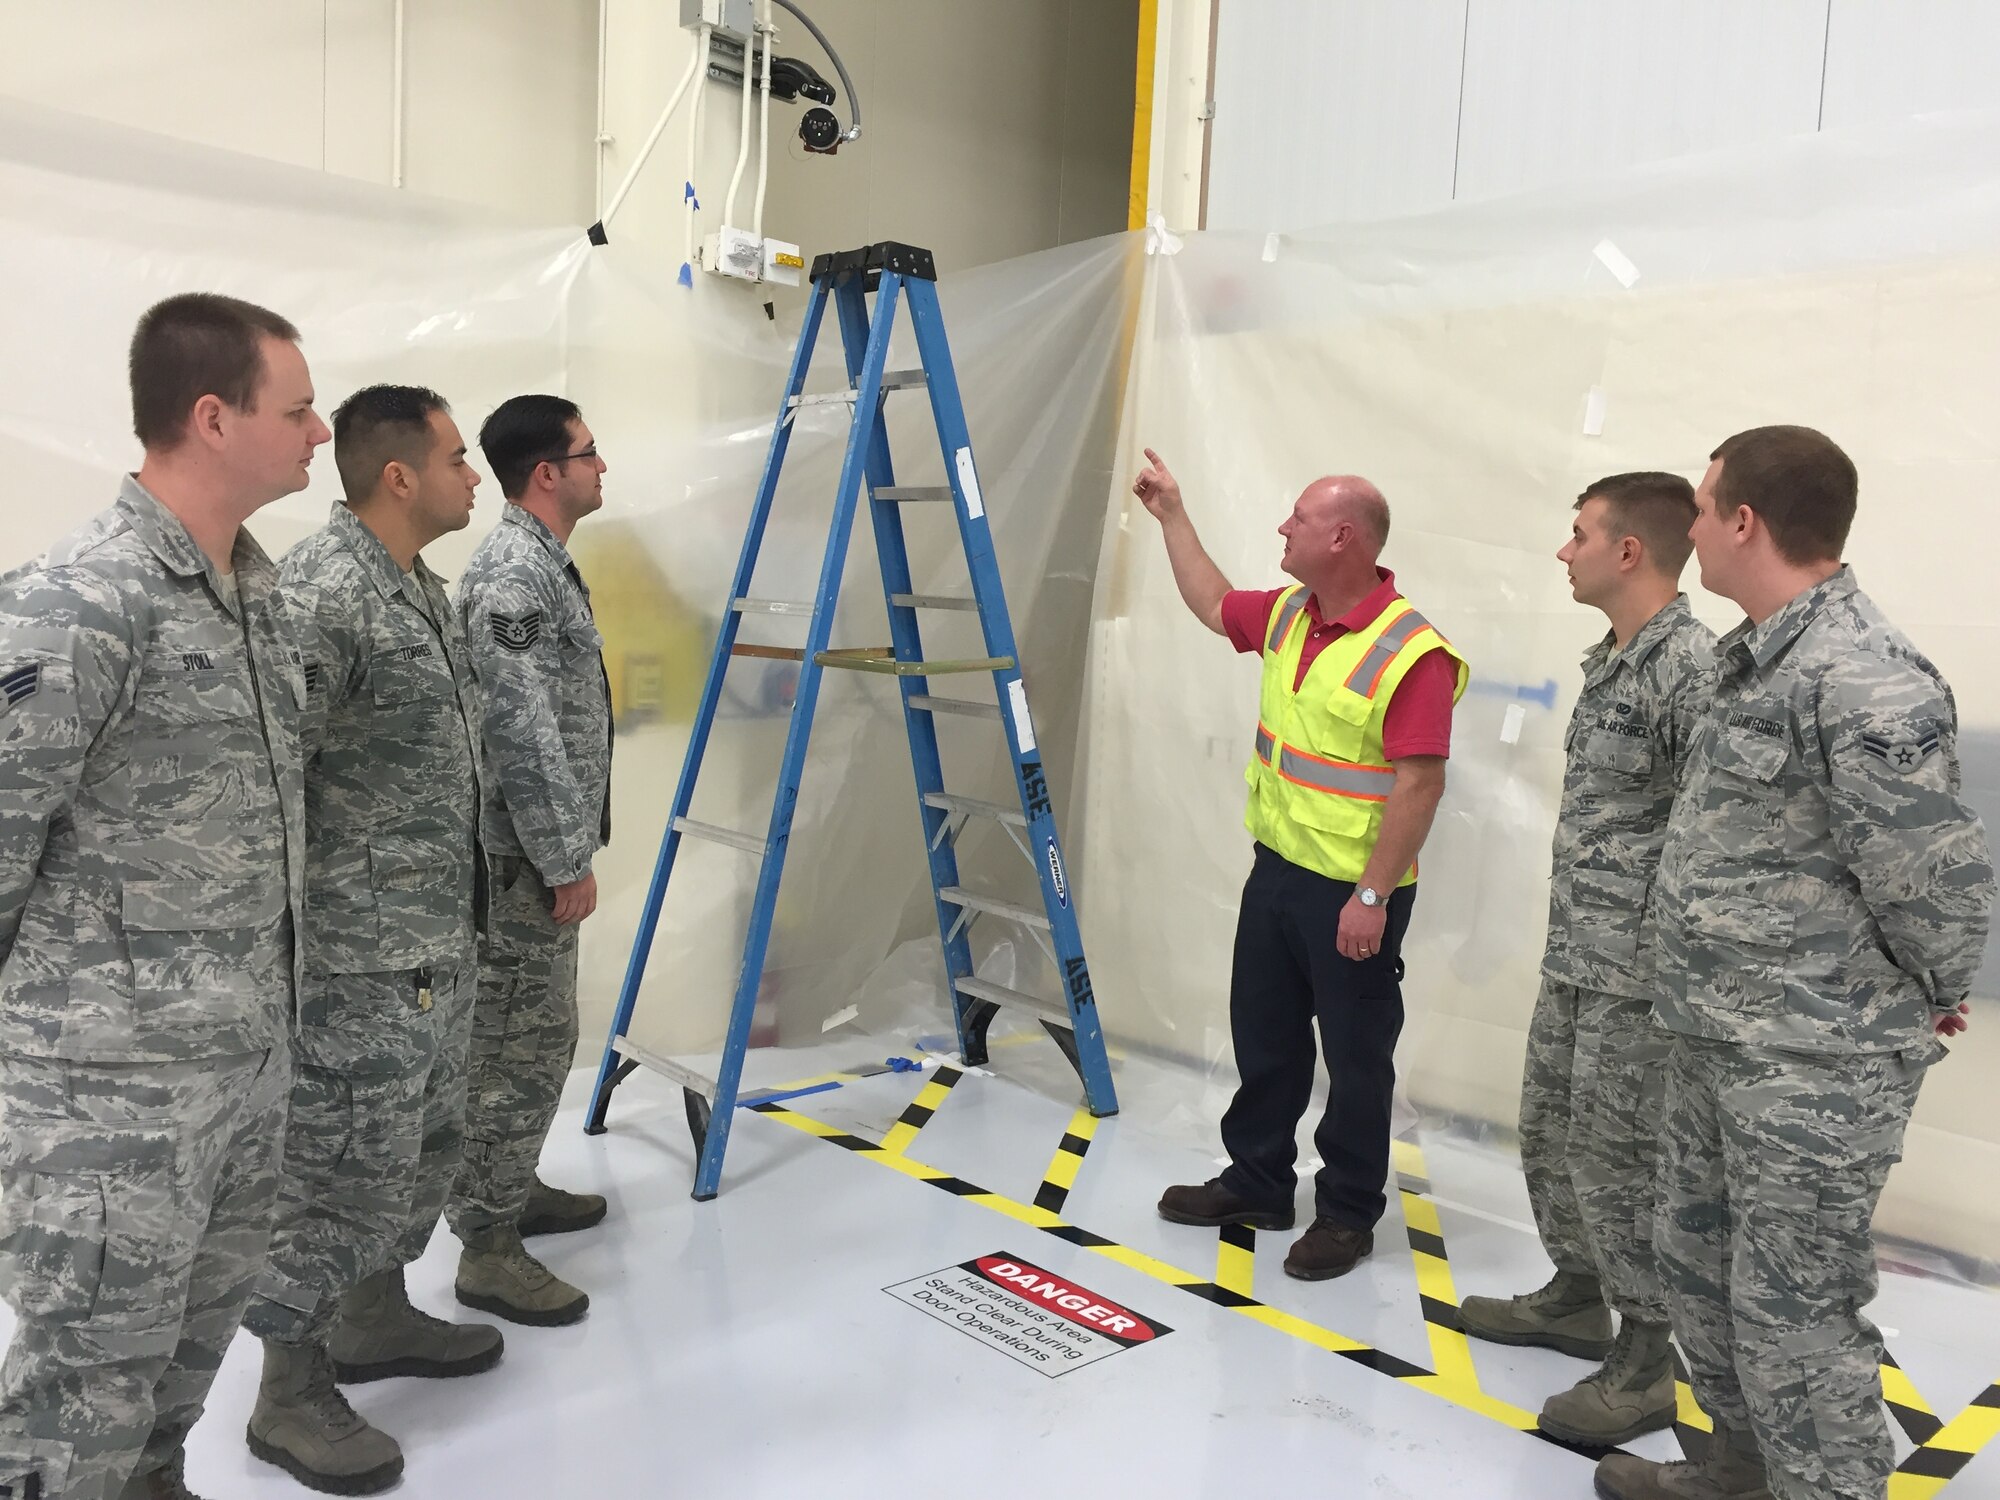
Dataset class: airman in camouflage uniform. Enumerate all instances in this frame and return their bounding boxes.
[241,388,503,1495]
[1598,428,1995,1500]
[1460,474,1713,1447]
[0,295,322,1500]
[446,395,612,1326]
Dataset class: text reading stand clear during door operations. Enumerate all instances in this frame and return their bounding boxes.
[584,240,1119,1198]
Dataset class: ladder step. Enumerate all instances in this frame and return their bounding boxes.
[908,693,1002,721]
[786,390,859,410]
[938,886,1052,930]
[890,593,977,612]
[732,598,816,617]
[924,792,1027,827]
[730,643,805,662]
[955,976,1071,1025]
[672,816,766,856]
[875,486,953,502]
[881,368,928,390]
[615,1037,717,1100]
[815,647,1014,677]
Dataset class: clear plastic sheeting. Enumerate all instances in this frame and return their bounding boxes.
[1081,109,2000,1282]
[8,94,2000,1280]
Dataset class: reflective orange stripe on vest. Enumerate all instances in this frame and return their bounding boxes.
[1254,721,1397,802]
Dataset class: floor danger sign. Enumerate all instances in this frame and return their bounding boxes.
[884,1252,1173,1376]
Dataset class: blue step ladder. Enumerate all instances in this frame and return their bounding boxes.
[584,241,1118,1199]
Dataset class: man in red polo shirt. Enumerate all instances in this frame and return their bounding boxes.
[1137,449,1466,1280]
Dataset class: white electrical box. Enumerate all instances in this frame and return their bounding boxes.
[680,0,754,43]
[699,228,807,288]
[763,239,805,287]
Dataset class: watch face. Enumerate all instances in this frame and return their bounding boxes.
[1359,887,1379,907]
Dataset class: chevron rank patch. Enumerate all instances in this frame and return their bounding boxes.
[1861,728,1940,776]
[0,663,40,712]
[491,610,542,654]
[302,660,322,694]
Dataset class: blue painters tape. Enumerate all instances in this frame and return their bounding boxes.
[737,1080,844,1109]
[678,262,694,288]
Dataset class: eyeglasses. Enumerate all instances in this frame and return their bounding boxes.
[544,444,599,467]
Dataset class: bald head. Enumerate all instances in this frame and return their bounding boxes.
[1301,475,1390,554]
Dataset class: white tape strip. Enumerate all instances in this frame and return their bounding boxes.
[954,446,984,520]
[820,1003,860,1033]
[928,1051,992,1077]
[1583,384,1608,436]
[1501,703,1526,744]
[1593,238,1641,289]
[1008,679,1036,752]
[1262,231,1281,263]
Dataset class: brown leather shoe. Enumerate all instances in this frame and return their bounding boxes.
[1157,1178,1295,1230]
[1283,1218,1373,1280]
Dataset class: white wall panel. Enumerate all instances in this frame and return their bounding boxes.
[1206,0,1468,232]
[1453,0,1829,203]
[1821,0,2000,129]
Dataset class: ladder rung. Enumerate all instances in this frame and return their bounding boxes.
[937,886,1051,931]
[880,368,928,390]
[615,1038,717,1100]
[955,976,1071,1025]
[672,816,766,856]
[924,792,1027,828]
[786,390,858,410]
[890,593,977,612]
[731,643,805,661]
[732,598,816,617]
[875,486,953,502]
[908,694,1002,721]
[815,648,1014,677]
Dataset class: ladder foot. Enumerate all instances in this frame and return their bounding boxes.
[684,1087,713,1153]
[584,1057,641,1136]
[959,999,1000,1067]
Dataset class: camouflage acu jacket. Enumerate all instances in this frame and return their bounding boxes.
[1653,568,1994,1056]
[1542,595,1716,998]
[456,506,611,888]
[0,478,305,1061]
[281,504,486,976]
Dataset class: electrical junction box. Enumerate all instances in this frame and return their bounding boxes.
[681,0,754,44]
[699,228,805,288]
[763,239,805,287]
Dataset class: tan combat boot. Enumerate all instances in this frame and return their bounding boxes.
[1594,1425,1775,1499]
[330,1267,504,1382]
[1458,1269,1614,1359]
[518,1175,608,1237]
[1540,1318,1677,1446]
[117,1452,206,1500]
[455,1226,589,1326]
[245,1340,403,1495]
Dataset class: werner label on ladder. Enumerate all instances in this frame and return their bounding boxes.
[585,240,1118,1199]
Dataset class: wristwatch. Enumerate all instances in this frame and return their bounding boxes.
[1357,886,1381,908]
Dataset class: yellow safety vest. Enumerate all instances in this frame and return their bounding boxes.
[1244,587,1469,885]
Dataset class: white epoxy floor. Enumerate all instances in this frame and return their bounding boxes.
[20,1038,1994,1499]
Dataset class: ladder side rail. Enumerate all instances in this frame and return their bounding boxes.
[690,271,910,1197]
[831,275,982,1047]
[904,279,1120,1115]
[587,276,838,1134]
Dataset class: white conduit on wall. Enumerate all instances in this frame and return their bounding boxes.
[595,21,708,234]
[684,23,712,278]
[754,0,773,241]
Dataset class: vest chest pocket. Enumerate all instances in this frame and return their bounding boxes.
[1291,684,1372,765]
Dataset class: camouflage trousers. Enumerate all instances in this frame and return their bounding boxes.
[242,961,475,1347]
[0,1047,289,1500]
[1518,977,1672,1322]
[447,858,579,1244]
[1658,1035,1924,1500]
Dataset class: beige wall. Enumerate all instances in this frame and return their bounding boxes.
[0,1,1136,278]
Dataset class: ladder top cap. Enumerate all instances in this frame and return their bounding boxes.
[810,241,938,285]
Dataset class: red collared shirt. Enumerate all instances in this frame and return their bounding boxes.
[1220,568,1456,760]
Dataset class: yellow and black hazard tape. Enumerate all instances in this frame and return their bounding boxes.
[1034,1108,1098,1214]
[1891,1381,2000,1497]
[878,1066,961,1155]
[1391,1135,1483,1395]
[750,1093,1590,1452]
